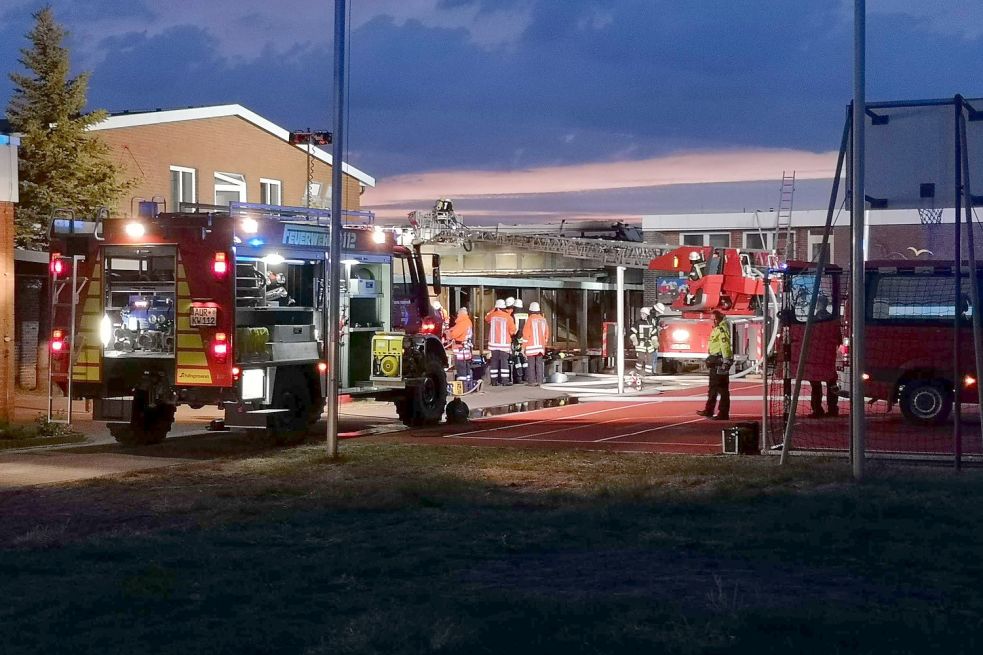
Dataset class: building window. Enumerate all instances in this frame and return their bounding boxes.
[214,172,246,206]
[260,178,282,205]
[743,231,772,250]
[680,232,730,247]
[170,166,196,208]
[808,232,834,262]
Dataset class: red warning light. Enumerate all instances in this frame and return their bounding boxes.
[213,252,228,278]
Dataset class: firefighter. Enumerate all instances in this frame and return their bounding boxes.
[522,302,550,386]
[511,299,529,383]
[431,299,446,331]
[265,270,295,306]
[698,309,732,420]
[446,306,473,386]
[808,292,840,418]
[629,306,657,375]
[485,299,517,386]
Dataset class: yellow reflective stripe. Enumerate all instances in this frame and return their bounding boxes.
[177,351,208,366]
[177,333,204,349]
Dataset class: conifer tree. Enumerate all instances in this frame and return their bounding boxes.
[6,6,129,249]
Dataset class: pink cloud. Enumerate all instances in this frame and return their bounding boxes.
[363,148,838,209]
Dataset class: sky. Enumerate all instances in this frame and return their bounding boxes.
[1,0,982,223]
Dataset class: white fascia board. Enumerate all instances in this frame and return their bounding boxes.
[642,208,934,232]
[89,104,375,188]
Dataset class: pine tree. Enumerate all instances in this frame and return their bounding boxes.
[6,6,129,250]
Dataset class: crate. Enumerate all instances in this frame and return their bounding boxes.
[721,422,760,455]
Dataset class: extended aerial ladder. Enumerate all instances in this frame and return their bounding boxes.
[408,200,670,269]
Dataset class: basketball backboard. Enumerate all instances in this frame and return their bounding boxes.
[864,97,983,210]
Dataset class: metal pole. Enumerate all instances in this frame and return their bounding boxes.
[762,268,770,451]
[325,0,347,457]
[780,111,851,463]
[616,266,625,394]
[953,97,963,470]
[957,102,983,447]
[849,0,866,480]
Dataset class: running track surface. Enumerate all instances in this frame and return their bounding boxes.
[402,381,765,454]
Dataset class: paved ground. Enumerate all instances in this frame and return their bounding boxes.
[371,380,765,454]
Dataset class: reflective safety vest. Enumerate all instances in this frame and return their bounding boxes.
[522,314,549,356]
[486,309,516,351]
[631,320,656,353]
[448,316,473,361]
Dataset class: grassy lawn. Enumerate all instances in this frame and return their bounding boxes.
[2,442,982,654]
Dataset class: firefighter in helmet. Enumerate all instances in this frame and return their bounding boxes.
[511,298,529,383]
[629,306,659,375]
[445,306,474,387]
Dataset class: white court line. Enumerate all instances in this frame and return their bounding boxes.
[439,434,717,447]
[586,394,765,403]
[512,412,698,440]
[594,417,705,442]
[445,402,653,439]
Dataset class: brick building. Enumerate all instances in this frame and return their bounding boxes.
[90,104,374,215]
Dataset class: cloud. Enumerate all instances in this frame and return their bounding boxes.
[363,147,838,219]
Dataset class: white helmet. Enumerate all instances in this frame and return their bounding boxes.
[514,299,523,309]
[529,302,541,312]
[653,302,667,315]
[640,306,651,318]
[495,299,506,309]
[505,297,515,307]
[431,299,442,310]
[458,306,469,315]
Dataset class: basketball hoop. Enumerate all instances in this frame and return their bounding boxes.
[918,208,943,225]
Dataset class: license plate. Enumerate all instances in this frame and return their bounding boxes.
[190,306,217,327]
[670,343,690,350]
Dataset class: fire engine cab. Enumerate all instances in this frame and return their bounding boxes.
[47,202,448,445]
[646,246,774,374]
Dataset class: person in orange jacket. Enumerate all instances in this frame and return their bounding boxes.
[445,306,473,384]
[485,299,517,386]
[522,302,550,385]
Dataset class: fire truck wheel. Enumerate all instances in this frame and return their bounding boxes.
[109,397,175,446]
[396,357,448,427]
[268,370,314,445]
[899,379,953,425]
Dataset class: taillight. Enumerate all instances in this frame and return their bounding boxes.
[50,254,66,277]
[317,361,328,373]
[50,329,66,356]
[212,332,228,361]
[232,366,241,381]
[421,318,438,334]
[213,252,228,278]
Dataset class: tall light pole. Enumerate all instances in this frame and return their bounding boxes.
[325,0,347,456]
[850,0,866,480]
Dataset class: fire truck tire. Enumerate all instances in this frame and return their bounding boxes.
[396,357,448,427]
[899,379,953,425]
[268,369,314,445]
[109,396,175,446]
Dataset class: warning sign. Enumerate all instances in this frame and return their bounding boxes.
[190,306,217,327]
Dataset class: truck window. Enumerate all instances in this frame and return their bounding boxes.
[870,274,973,321]
[391,253,414,331]
[789,274,838,323]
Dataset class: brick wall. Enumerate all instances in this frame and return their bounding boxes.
[95,116,363,215]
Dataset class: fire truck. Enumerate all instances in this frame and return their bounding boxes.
[646,246,775,374]
[47,202,448,445]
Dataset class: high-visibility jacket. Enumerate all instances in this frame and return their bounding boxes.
[486,309,516,351]
[522,313,549,356]
[447,316,473,361]
[708,322,733,359]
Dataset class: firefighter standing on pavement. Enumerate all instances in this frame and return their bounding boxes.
[511,298,529,383]
[698,309,732,420]
[446,306,473,386]
[522,302,550,386]
[485,299,517,386]
[629,306,657,375]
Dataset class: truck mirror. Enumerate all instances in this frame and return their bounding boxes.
[432,254,442,293]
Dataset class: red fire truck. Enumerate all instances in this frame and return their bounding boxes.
[47,202,448,445]
[646,246,774,374]
[836,261,981,424]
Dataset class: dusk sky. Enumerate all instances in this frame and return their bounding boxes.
[2,1,982,222]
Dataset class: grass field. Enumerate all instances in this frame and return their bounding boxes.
[2,442,982,654]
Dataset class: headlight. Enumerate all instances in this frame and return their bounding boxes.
[100,315,113,348]
[671,328,690,342]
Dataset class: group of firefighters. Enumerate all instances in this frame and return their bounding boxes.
[440,296,551,389]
